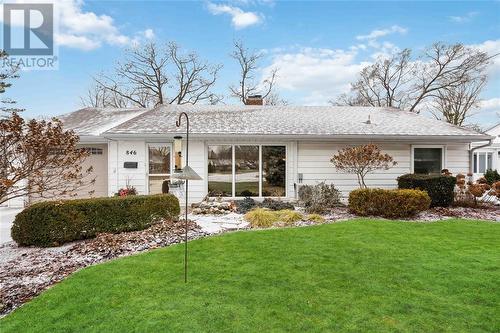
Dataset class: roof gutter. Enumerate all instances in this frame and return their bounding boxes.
[469,137,494,174]
[97,133,494,142]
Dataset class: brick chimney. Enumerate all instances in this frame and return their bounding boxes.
[245,94,263,105]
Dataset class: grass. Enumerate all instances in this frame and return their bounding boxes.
[2,219,499,332]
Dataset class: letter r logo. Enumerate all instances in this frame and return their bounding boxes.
[3,3,54,56]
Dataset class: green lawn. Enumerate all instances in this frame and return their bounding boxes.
[2,219,499,332]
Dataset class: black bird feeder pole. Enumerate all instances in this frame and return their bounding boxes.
[176,112,189,283]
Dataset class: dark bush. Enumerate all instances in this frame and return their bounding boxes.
[235,197,258,213]
[298,182,342,214]
[484,169,500,185]
[260,198,295,211]
[11,194,180,247]
[397,174,456,207]
[349,188,431,218]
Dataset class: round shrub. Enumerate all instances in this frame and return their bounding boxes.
[484,169,500,185]
[397,174,456,207]
[298,182,342,214]
[11,194,180,247]
[348,188,431,218]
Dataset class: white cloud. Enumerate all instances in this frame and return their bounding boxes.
[449,11,478,23]
[207,2,262,29]
[479,98,500,111]
[54,33,101,51]
[1,0,151,50]
[356,25,407,41]
[143,29,155,40]
[470,97,500,128]
[263,47,370,104]
[470,39,500,78]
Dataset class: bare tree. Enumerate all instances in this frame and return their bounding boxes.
[229,40,278,104]
[430,75,486,126]
[408,43,490,113]
[264,91,289,106]
[335,49,413,109]
[335,43,491,117]
[87,42,222,108]
[80,82,129,108]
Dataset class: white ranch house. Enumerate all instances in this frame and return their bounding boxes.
[27,102,487,206]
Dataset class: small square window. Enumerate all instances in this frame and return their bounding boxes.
[413,148,442,174]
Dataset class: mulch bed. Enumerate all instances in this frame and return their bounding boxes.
[415,206,499,222]
[0,220,207,317]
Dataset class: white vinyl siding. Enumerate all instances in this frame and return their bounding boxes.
[108,140,148,196]
[446,143,470,174]
[297,142,412,198]
[103,138,473,204]
[183,140,206,204]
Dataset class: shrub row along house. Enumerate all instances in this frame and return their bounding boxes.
[9,97,493,206]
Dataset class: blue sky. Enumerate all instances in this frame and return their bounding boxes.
[2,0,500,127]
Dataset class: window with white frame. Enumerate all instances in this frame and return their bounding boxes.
[82,147,103,155]
[148,144,171,194]
[412,146,443,174]
[473,152,493,174]
[208,144,286,197]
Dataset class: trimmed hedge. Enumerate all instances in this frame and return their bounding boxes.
[349,188,431,218]
[11,194,180,247]
[397,174,456,207]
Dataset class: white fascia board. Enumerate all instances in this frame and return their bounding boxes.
[99,133,494,142]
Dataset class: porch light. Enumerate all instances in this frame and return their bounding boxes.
[171,112,202,283]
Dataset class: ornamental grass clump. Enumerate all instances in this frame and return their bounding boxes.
[276,210,304,224]
[244,208,278,228]
[307,214,326,223]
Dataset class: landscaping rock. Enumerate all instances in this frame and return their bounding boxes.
[192,200,236,214]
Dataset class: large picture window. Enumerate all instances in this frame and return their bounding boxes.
[413,147,443,174]
[208,145,233,196]
[208,144,286,197]
[235,145,259,197]
[262,146,286,197]
[148,144,171,194]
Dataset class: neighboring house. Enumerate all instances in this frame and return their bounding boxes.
[471,123,500,180]
[52,98,491,205]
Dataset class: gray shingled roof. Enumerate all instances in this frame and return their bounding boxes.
[58,107,150,136]
[60,105,490,139]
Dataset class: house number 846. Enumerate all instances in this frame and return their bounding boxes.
[126,150,137,155]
